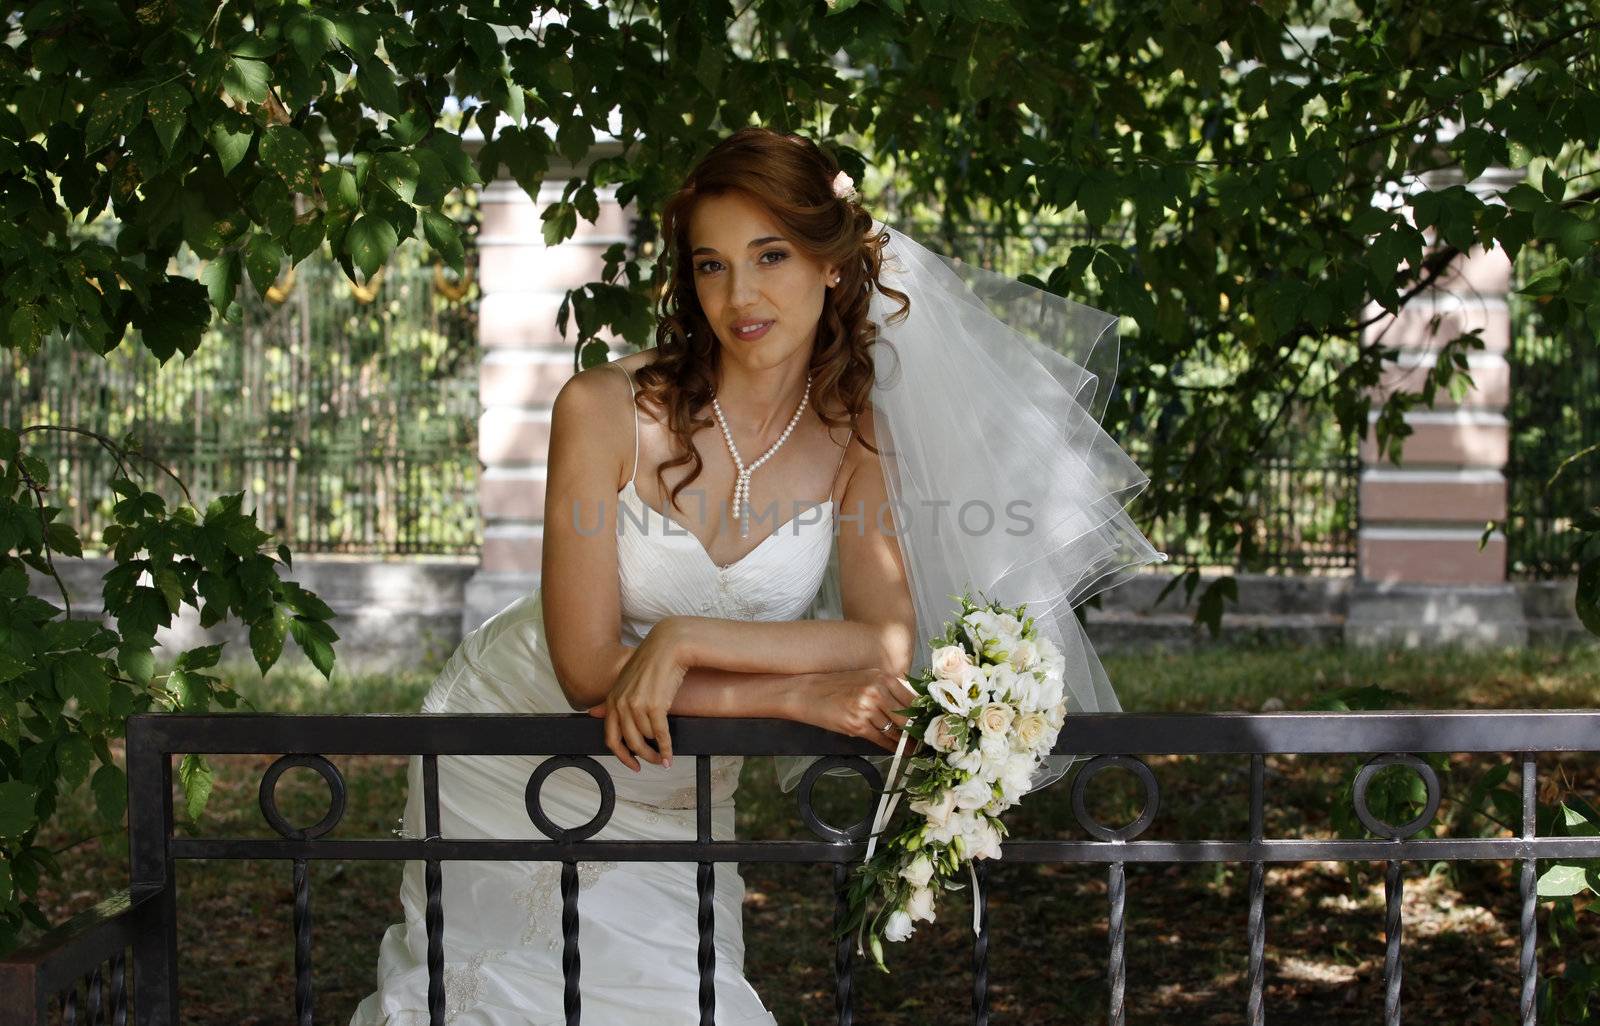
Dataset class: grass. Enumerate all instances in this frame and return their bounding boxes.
[23,642,1600,1025]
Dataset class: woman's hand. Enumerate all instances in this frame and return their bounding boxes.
[789,668,918,753]
[585,617,692,771]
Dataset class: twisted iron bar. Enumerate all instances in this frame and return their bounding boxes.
[1247,754,1267,1026]
[422,754,446,1026]
[1383,858,1404,1026]
[293,857,313,1026]
[561,861,581,1026]
[1108,860,1126,1026]
[1520,753,1538,1026]
[832,863,855,1026]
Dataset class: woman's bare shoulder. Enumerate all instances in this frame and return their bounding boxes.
[611,348,665,377]
[833,405,881,496]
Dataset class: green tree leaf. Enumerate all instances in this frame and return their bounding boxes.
[208,115,254,175]
[345,215,398,279]
[221,57,271,107]
[146,81,193,154]
[286,12,338,64]
[259,125,320,192]
[54,651,111,714]
[422,211,464,273]
[249,602,289,673]
[177,753,213,822]
[245,234,285,299]
[0,782,38,838]
[372,151,420,204]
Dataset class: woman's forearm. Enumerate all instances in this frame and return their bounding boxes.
[667,666,819,720]
[672,615,915,680]
[563,636,822,719]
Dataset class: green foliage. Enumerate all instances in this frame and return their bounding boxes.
[5,0,1598,620]
[0,427,338,950]
[2,0,1598,968]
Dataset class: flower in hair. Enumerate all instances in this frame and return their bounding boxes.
[832,170,857,201]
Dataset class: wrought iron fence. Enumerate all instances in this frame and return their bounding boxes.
[4,710,1598,1025]
[0,242,482,557]
[1507,255,1600,579]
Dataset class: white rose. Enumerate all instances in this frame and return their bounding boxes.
[924,715,959,752]
[1037,674,1064,710]
[963,610,1000,638]
[930,644,972,681]
[948,747,985,776]
[884,909,915,943]
[952,775,993,811]
[1001,751,1037,798]
[1016,711,1049,751]
[928,807,977,846]
[928,676,973,715]
[976,702,1015,737]
[909,788,957,828]
[1007,638,1039,671]
[1047,701,1067,730]
[961,816,1004,861]
[900,854,935,889]
[995,612,1022,639]
[906,885,937,923]
[984,664,1021,704]
[977,732,1010,778]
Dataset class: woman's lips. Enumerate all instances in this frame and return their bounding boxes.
[733,320,774,340]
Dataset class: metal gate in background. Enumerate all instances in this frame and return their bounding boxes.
[1506,260,1600,579]
[1,242,482,558]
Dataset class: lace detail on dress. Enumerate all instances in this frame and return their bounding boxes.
[658,758,741,809]
[380,948,509,1025]
[512,862,619,950]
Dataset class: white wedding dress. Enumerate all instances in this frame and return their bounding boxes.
[350,366,845,1025]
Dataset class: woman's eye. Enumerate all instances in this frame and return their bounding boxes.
[693,251,787,274]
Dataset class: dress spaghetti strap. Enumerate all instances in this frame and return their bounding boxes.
[826,432,849,503]
[614,364,640,488]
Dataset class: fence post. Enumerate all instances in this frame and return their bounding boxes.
[1347,163,1527,647]
[126,716,179,1025]
[460,133,634,633]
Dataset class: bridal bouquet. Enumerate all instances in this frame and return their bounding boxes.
[842,590,1069,972]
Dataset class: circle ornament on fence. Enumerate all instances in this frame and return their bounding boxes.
[798,755,886,843]
[1353,752,1442,840]
[524,755,616,842]
[258,754,347,840]
[1071,754,1161,841]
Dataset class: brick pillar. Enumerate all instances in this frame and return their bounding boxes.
[1346,165,1528,647]
[462,138,635,632]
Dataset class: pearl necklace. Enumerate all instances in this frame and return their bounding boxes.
[710,374,812,537]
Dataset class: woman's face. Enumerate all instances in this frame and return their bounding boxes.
[686,190,839,369]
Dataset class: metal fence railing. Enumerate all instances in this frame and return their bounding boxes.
[4,710,1597,1025]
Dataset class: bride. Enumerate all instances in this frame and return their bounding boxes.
[349,126,925,1025]
[352,120,1160,1024]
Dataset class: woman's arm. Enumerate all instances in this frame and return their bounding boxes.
[587,660,917,769]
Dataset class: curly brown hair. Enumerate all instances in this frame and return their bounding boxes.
[630,126,910,517]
